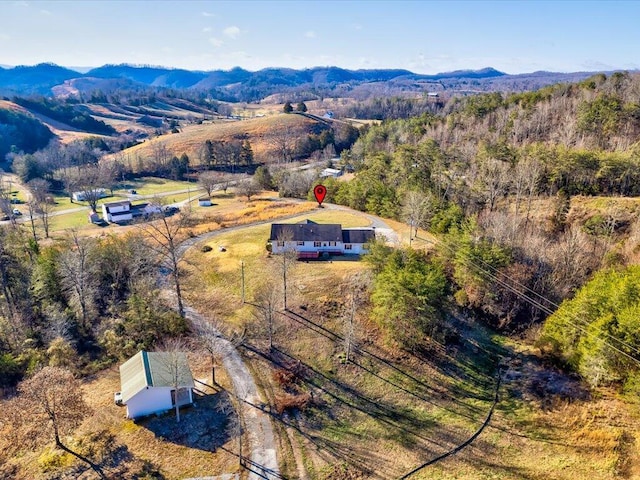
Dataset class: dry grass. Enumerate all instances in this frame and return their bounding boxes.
[106,113,321,169]
[179,206,640,480]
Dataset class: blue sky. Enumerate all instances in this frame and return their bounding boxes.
[1,0,639,74]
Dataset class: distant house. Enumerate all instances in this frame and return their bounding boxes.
[119,350,195,420]
[268,219,375,258]
[323,111,334,119]
[320,168,342,179]
[142,203,162,216]
[73,188,107,202]
[102,200,132,223]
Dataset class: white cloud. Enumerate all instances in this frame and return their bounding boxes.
[13,1,29,7]
[202,27,212,33]
[304,30,316,38]
[209,37,223,47]
[223,26,241,39]
[202,11,215,17]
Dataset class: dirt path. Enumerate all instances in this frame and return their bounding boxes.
[182,305,280,480]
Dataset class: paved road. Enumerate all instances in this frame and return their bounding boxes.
[171,203,396,479]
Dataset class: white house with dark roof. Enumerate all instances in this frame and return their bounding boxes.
[102,200,133,223]
[118,350,195,419]
[268,219,375,258]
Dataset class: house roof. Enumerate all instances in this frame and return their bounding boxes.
[119,351,195,403]
[342,228,375,244]
[103,200,131,209]
[270,220,342,242]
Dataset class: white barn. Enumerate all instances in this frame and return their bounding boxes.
[102,200,133,223]
[269,220,375,258]
[119,350,195,420]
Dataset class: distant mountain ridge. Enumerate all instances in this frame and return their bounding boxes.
[0,62,617,101]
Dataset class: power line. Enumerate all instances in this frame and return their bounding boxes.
[418,233,640,368]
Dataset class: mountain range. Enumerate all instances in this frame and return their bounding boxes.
[0,62,618,102]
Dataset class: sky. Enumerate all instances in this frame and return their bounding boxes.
[1,0,640,75]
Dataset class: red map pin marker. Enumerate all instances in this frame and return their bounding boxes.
[313,184,327,206]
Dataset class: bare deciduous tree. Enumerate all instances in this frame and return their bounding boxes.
[156,338,192,423]
[57,231,97,330]
[236,175,260,201]
[69,162,115,212]
[402,190,434,244]
[475,158,511,213]
[139,211,190,317]
[252,282,281,350]
[198,170,220,199]
[269,122,296,163]
[190,314,229,385]
[15,367,106,478]
[274,229,297,310]
[512,157,542,219]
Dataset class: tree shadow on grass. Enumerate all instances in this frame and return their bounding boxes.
[139,390,237,452]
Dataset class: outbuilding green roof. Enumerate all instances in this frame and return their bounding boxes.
[119,351,194,403]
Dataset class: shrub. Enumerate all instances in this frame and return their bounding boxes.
[274,392,311,415]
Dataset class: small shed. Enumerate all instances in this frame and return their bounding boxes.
[119,350,195,419]
[198,198,213,207]
[88,211,101,224]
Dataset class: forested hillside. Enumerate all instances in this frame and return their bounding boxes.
[319,71,640,389]
[0,102,54,159]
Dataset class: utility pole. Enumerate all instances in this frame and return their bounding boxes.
[345,293,355,363]
[409,220,414,247]
[240,261,245,304]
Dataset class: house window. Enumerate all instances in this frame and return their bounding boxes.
[329,241,337,246]
[171,388,191,406]
[277,241,285,247]
[345,244,352,250]
[314,241,322,247]
[297,241,304,246]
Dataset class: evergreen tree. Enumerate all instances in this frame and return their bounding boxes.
[296,102,308,112]
[240,140,254,165]
[283,102,293,113]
